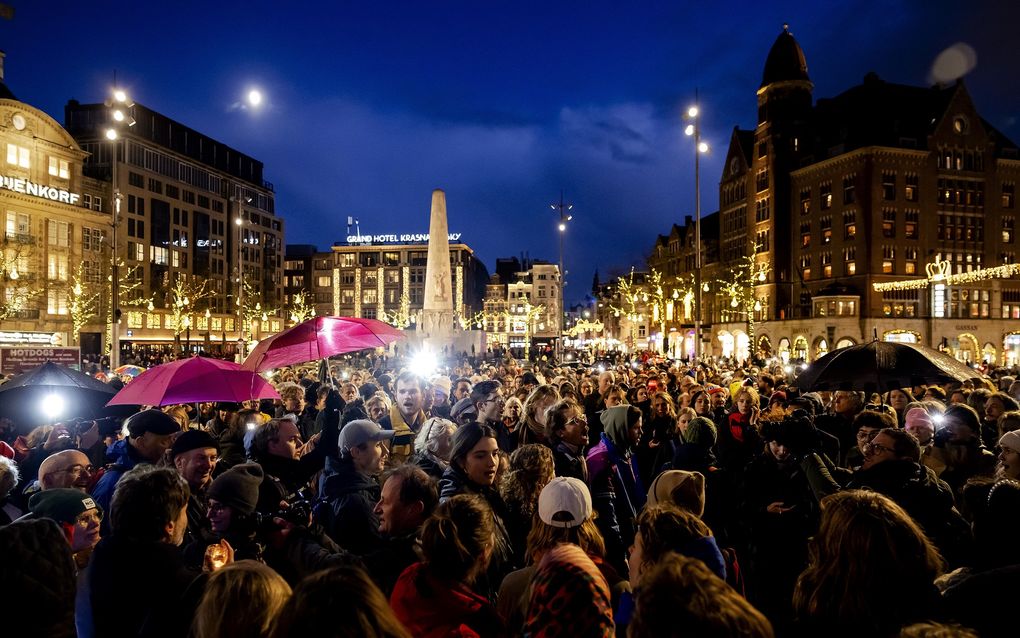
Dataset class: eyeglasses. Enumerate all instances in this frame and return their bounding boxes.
[865,441,895,455]
[75,511,103,525]
[856,430,879,441]
[60,464,94,475]
[566,416,588,427]
[483,396,505,405]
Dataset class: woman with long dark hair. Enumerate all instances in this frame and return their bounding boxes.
[438,422,514,582]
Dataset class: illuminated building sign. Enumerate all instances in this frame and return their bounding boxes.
[0,331,63,345]
[345,232,463,245]
[0,175,81,205]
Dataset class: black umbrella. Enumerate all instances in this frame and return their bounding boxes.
[794,340,986,394]
[0,361,120,429]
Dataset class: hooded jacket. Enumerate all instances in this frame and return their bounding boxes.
[586,405,645,574]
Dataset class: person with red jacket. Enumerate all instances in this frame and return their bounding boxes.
[390,494,506,638]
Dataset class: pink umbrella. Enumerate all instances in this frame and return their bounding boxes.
[243,316,405,372]
[106,356,280,406]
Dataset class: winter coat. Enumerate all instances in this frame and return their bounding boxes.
[318,456,383,555]
[847,459,973,566]
[89,535,204,638]
[552,440,587,482]
[411,450,447,480]
[715,412,763,473]
[253,451,323,515]
[438,463,515,592]
[587,433,645,574]
[90,439,147,533]
[0,519,77,638]
[390,562,506,638]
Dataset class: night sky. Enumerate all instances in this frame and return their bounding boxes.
[4,1,1018,304]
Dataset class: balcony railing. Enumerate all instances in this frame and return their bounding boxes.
[9,308,40,320]
[4,231,34,244]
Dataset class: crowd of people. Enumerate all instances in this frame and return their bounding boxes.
[2,350,1019,637]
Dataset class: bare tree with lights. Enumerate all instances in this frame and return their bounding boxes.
[716,243,771,354]
[164,273,213,352]
[383,290,413,329]
[66,263,102,344]
[0,239,43,322]
[288,289,317,324]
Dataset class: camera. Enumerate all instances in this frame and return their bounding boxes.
[257,487,316,532]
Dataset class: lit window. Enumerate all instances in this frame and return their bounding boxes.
[882,261,893,274]
[6,144,29,168]
[48,157,70,179]
[847,262,856,275]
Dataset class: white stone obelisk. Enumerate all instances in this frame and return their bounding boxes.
[421,189,455,351]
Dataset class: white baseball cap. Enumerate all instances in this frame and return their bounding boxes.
[538,477,593,528]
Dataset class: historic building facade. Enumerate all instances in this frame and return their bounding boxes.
[329,236,488,327]
[0,59,113,354]
[637,26,1020,365]
[481,257,562,352]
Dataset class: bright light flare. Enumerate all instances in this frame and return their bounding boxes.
[684,124,695,136]
[409,349,438,378]
[247,89,263,107]
[687,106,698,118]
[113,110,125,122]
[113,89,128,103]
[558,223,566,232]
[698,142,709,153]
[105,129,118,140]
[41,394,64,420]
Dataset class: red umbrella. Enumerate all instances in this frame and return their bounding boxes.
[107,356,280,407]
[243,316,405,372]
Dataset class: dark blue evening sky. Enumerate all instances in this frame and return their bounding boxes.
[4,1,1018,303]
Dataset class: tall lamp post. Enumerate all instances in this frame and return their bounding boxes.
[551,192,573,360]
[684,100,709,360]
[104,88,135,369]
[231,198,247,360]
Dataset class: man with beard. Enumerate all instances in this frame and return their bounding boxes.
[379,371,427,466]
[937,404,996,498]
[170,430,220,548]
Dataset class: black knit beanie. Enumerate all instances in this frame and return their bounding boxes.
[207,463,264,515]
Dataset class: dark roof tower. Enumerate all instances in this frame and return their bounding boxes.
[760,24,811,88]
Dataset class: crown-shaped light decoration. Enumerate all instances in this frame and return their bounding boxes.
[925,257,951,281]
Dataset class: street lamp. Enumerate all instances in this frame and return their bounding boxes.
[551,192,573,360]
[104,87,135,369]
[231,201,249,359]
[684,97,709,360]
